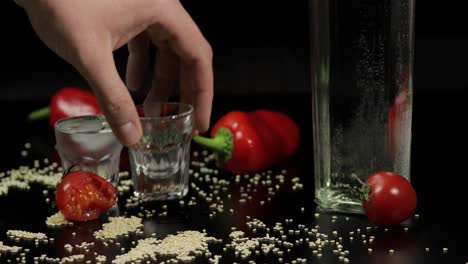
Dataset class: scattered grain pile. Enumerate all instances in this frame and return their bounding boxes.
[94,216,143,240]
[46,212,73,227]
[112,231,218,264]
[0,146,455,263]
[6,230,47,241]
[0,241,22,254]
[0,160,62,196]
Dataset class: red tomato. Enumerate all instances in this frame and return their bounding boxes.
[362,171,417,226]
[55,171,117,222]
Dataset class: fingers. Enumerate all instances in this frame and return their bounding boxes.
[126,33,150,92]
[179,61,213,135]
[178,45,213,133]
[147,1,213,133]
[179,45,213,133]
[78,47,142,146]
[143,48,179,109]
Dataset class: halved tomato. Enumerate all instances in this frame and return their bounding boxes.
[55,171,117,221]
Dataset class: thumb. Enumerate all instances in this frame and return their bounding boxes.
[78,49,142,146]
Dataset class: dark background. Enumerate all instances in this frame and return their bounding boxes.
[0,2,467,263]
[1,1,467,101]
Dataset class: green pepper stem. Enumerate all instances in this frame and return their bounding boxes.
[193,127,234,162]
[28,106,50,121]
[352,174,372,202]
[193,136,225,152]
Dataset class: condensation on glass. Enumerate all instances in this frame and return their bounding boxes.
[310,0,415,213]
[54,115,123,187]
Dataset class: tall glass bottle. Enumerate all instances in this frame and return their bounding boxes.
[310,0,415,213]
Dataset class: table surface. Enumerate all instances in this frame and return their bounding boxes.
[0,91,467,264]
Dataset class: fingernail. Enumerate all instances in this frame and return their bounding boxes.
[118,122,141,146]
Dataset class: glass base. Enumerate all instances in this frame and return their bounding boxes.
[315,187,364,214]
[134,188,188,202]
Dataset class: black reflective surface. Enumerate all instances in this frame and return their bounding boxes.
[0,91,466,263]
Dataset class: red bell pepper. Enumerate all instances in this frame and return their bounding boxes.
[193,110,300,173]
[29,87,102,127]
[388,67,410,157]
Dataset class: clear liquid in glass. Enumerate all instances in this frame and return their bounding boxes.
[129,127,192,201]
[310,0,414,213]
[54,115,123,187]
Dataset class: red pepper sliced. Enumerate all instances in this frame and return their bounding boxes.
[193,110,300,173]
[28,87,102,127]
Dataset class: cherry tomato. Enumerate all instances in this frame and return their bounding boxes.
[362,171,417,226]
[55,171,117,222]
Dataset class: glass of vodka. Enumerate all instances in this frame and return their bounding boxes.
[54,115,123,187]
[129,102,193,201]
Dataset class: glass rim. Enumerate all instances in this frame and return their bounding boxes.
[54,114,112,135]
[137,102,194,121]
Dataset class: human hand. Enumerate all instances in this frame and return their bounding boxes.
[16,0,213,146]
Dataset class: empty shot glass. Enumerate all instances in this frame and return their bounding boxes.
[129,102,194,201]
[54,115,123,187]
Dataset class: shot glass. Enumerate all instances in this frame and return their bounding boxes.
[129,102,193,201]
[54,115,123,187]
